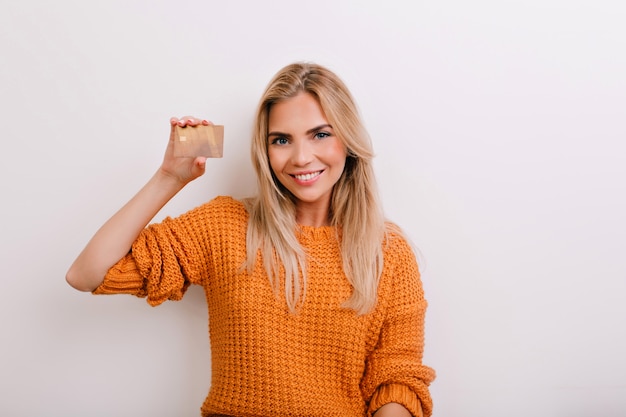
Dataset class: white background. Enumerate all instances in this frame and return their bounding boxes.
[1,1,624,416]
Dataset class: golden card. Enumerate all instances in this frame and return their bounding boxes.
[174,125,224,158]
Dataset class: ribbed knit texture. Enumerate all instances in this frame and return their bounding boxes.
[95,196,435,417]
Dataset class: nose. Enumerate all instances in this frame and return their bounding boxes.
[290,139,313,166]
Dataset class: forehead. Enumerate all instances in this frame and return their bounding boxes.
[268,92,329,130]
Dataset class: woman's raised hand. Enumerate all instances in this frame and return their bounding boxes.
[65,115,214,292]
[159,116,212,186]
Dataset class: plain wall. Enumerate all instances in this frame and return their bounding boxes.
[1,1,625,416]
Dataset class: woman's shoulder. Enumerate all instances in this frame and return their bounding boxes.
[204,195,248,212]
[181,195,249,227]
[381,221,421,267]
[380,222,424,298]
[383,222,412,250]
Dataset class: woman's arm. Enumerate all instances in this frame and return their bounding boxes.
[65,117,209,292]
[373,402,414,417]
[362,233,436,417]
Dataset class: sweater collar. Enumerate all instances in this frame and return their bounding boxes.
[296,224,340,242]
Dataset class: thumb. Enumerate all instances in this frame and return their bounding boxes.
[192,157,207,176]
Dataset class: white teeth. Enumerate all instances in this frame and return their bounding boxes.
[294,171,321,181]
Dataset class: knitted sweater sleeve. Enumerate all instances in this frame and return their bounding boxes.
[362,233,436,417]
[93,196,235,306]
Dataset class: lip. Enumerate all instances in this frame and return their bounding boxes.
[290,170,324,184]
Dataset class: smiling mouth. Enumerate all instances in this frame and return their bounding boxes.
[292,171,323,181]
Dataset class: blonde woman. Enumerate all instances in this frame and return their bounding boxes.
[66,62,435,417]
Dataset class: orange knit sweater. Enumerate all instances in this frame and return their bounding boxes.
[94,196,435,416]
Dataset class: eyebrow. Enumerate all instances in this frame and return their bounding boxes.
[268,124,334,138]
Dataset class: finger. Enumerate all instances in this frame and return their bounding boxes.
[180,115,199,127]
[171,117,188,127]
[171,116,210,127]
[193,157,207,175]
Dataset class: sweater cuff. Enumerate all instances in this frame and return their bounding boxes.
[92,255,145,296]
[369,383,423,417]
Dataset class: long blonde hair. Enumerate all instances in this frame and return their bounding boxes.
[244,62,387,314]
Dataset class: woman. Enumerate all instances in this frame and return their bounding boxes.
[66,62,435,416]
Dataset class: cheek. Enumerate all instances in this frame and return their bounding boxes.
[327,141,348,164]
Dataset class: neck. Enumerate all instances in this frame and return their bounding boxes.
[295,201,331,227]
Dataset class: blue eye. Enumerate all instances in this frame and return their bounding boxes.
[314,132,330,140]
[271,137,289,145]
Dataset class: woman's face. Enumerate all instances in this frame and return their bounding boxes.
[267,92,347,219]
